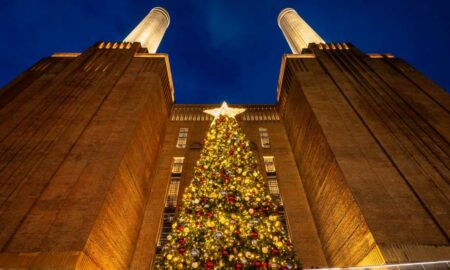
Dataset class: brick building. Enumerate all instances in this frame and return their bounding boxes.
[0,6,448,270]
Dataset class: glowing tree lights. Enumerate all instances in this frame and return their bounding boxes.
[157,102,300,269]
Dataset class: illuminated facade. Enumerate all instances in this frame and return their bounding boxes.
[278,8,324,53]
[124,7,170,53]
[0,6,449,270]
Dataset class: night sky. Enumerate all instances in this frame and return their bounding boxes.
[1,0,449,104]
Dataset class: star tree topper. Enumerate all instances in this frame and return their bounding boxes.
[203,101,246,119]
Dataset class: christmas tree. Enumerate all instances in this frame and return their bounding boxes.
[157,103,300,269]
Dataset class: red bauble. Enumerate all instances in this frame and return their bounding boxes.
[282,267,289,270]
[224,175,230,184]
[205,211,213,218]
[222,250,229,256]
[227,195,236,204]
[271,248,280,256]
[262,261,268,268]
[178,238,186,245]
[235,263,243,270]
[177,225,184,231]
[234,229,241,235]
[205,260,214,269]
[251,231,258,239]
[229,149,234,155]
[196,210,202,217]
[253,260,261,267]
[178,247,186,254]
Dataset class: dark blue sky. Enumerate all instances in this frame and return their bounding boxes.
[1,0,449,104]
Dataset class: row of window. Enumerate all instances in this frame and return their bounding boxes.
[171,156,276,175]
[176,127,271,149]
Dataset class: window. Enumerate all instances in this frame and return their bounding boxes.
[176,128,188,148]
[158,210,176,247]
[259,127,270,148]
[263,156,276,175]
[267,176,283,205]
[171,157,184,175]
[266,175,290,240]
[156,160,183,261]
[165,179,180,207]
[262,156,291,240]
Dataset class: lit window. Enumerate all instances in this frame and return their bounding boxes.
[266,174,290,239]
[259,128,270,148]
[165,179,180,208]
[158,211,176,247]
[176,128,188,148]
[268,177,283,205]
[156,162,183,257]
[171,157,184,175]
[263,156,276,174]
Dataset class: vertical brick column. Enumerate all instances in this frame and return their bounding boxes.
[0,42,173,269]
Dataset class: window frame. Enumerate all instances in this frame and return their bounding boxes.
[259,127,270,148]
[176,128,189,148]
[263,156,276,175]
[171,157,184,175]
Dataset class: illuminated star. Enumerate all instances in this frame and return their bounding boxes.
[203,101,246,119]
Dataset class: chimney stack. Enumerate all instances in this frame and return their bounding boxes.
[278,8,324,53]
[124,7,170,53]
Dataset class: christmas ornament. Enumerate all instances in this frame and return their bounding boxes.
[156,110,300,269]
[190,249,199,257]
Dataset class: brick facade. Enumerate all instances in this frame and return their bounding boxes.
[0,42,448,269]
